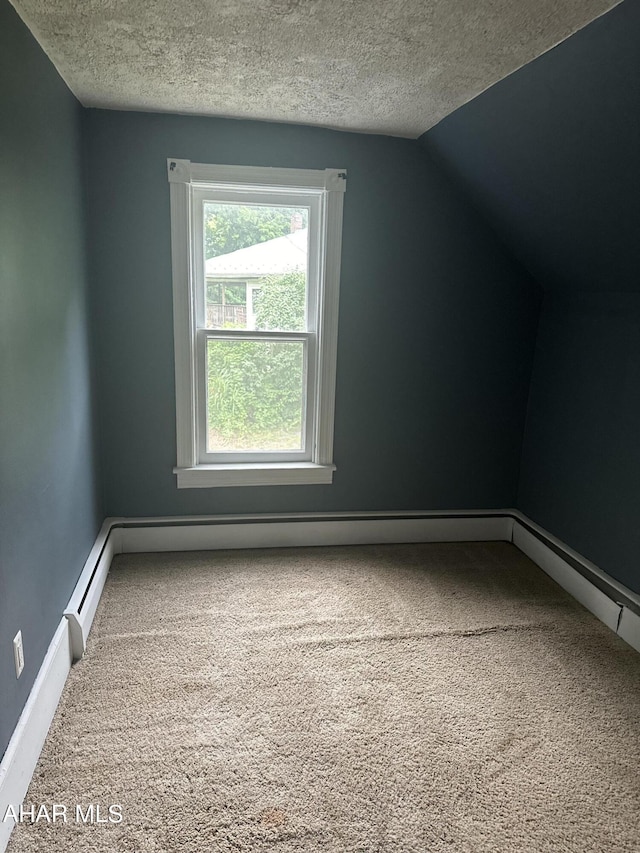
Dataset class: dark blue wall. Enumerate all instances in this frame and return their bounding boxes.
[422,0,640,592]
[0,0,102,758]
[84,109,540,518]
[519,292,640,591]
[422,0,640,295]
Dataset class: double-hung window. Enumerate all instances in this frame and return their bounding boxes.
[167,159,346,488]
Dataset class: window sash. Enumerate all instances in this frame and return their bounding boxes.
[196,331,316,465]
[192,187,322,335]
[192,187,320,462]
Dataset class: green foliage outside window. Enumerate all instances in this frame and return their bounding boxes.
[254,271,306,332]
[204,204,308,259]
[207,271,307,448]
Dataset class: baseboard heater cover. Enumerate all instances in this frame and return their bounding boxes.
[511,521,623,632]
[510,511,640,617]
[64,519,123,661]
[617,607,640,651]
[118,512,513,553]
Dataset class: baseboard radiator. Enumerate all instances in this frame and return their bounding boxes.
[63,520,123,661]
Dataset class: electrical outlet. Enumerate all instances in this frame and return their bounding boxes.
[13,631,24,679]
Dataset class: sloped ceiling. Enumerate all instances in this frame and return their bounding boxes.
[10,0,621,138]
[423,0,640,292]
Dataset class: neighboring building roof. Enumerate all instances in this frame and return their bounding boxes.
[205,229,307,279]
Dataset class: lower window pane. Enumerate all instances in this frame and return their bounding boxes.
[206,339,305,453]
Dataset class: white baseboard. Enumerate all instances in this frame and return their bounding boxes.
[119,511,513,553]
[64,519,122,661]
[618,607,640,652]
[510,513,640,653]
[512,521,623,631]
[0,619,72,853]
[510,510,639,607]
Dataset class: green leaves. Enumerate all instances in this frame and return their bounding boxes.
[204,205,308,260]
[207,336,304,449]
[255,271,306,332]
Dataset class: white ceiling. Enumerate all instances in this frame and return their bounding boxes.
[11,0,621,138]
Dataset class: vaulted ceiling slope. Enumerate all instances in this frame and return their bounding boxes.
[10,0,621,137]
[422,0,640,293]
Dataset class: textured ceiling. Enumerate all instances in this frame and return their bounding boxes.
[11,0,621,138]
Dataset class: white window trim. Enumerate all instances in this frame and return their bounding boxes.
[167,159,346,488]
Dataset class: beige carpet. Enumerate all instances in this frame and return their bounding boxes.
[7,542,640,852]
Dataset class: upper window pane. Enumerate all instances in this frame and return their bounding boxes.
[203,202,309,332]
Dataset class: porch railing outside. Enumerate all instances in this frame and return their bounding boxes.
[207,304,247,328]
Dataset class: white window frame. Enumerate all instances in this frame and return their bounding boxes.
[167,159,346,488]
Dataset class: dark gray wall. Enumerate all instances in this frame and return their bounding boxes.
[421,0,640,592]
[0,0,102,758]
[84,109,540,518]
[519,292,640,592]
[422,0,640,296]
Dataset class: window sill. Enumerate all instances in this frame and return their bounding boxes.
[174,462,336,488]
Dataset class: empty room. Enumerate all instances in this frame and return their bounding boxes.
[1,0,639,850]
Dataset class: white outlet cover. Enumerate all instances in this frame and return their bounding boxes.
[13,630,24,678]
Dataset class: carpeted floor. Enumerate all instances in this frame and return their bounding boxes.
[7,542,640,852]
